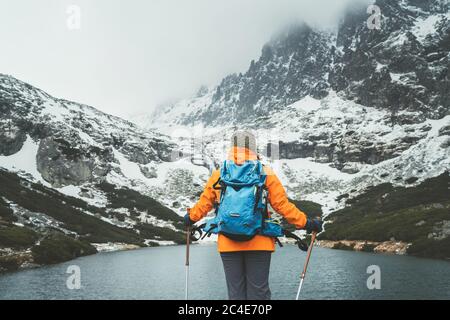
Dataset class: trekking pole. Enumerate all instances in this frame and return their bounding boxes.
[295,231,317,300]
[185,225,190,300]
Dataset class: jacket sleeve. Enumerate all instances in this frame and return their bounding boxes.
[265,167,308,229]
[189,170,220,222]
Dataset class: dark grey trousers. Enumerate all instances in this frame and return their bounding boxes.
[220,251,272,300]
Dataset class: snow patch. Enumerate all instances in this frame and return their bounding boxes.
[92,242,141,253]
[276,157,352,183]
[146,157,209,187]
[57,185,82,198]
[145,239,176,246]
[288,96,321,113]
[413,13,449,42]
[113,148,148,182]
[0,135,48,184]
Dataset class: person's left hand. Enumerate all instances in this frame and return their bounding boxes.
[304,218,323,234]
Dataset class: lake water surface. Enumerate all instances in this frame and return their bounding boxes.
[0,244,449,300]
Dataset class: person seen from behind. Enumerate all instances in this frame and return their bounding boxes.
[184,130,323,300]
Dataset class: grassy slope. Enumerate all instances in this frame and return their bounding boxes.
[0,170,144,244]
[97,182,185,244]
[0,169,185,270]
[319,172,450,259]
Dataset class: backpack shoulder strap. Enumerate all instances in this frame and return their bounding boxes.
[212,177,221,190]
[220,160,229,177]
[258,161,267,185]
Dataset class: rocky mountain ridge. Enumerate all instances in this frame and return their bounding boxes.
[141,0,449,129]
[132,0,449,196]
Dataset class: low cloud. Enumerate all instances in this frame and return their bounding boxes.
[0,0,369,118]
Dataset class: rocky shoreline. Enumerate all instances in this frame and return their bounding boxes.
[0,248,37,273]
[317,240,410,255]
[0,243,139,274]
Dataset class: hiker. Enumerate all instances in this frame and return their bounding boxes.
[184,131,322,300]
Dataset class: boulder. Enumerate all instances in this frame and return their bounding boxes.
[0,122,27,156]
[36,137,113,187]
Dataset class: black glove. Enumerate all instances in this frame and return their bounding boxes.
[183,213,195,227]
[304,218,323,234]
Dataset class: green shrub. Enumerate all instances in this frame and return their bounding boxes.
[0,170,188,246]
[31,233,97,265]
[281,199,322,231]
[0,255,22,272]
[98,182,183,228]
[321,202,450,242]
[0,197,16,223]
[320,172,450,260]
[0,226,38,248]
[137,223,185,245]
[289,199,323,218]
[0,170,143,244]
[408,237,450,260]
[0,254,32,272]
[341,172,449,215]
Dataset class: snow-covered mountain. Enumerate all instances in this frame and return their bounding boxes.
[0,73,210,211]
[1,0,449,267]
[132,0,449,213]
[128,0,450,258]
[138,0,449,129]
[0,73,213,271]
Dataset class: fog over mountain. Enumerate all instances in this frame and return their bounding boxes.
[0,0,367,118]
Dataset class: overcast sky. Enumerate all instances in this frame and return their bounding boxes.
[0,0,366,118]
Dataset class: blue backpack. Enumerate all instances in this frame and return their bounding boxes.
[202,160,283,241]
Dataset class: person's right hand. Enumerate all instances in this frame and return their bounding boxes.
[304,218,323,234]
[183,211,196,228]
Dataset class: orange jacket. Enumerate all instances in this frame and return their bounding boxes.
[189,147,308,252]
